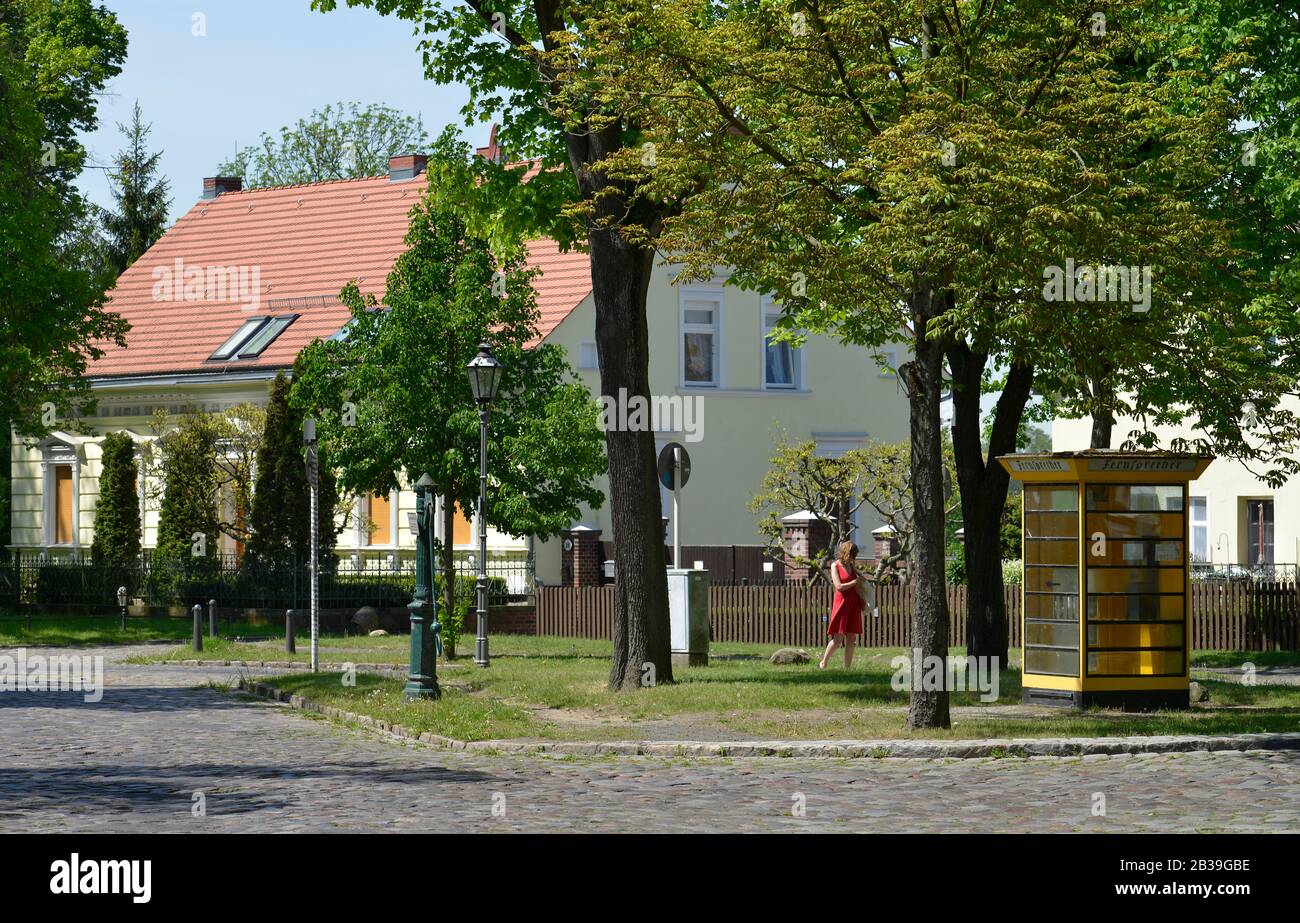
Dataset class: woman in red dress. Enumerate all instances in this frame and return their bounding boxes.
[819,541,865,670]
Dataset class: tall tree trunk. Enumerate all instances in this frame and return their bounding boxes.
[948,345,1034,668]
[567,125,673,691]
[904,286,951,730]
[441,495,457,660]
[1089,374,1114,448]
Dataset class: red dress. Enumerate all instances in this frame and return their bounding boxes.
[828,561,864,635]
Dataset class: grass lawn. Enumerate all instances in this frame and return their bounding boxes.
[0,615,282,647]
[7,616,1298,743]
[246,642,1300,743]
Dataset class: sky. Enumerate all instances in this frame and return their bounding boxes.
[77,0,477,225]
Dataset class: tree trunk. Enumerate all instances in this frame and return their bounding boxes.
[565,125,672,691]
[948,347,1034,667]
[441,494,457,660]
[904,287,951,729]
[1089,375,1114,448]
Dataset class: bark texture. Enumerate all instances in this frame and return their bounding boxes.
[904,287,951,730]
[566,124,673,690]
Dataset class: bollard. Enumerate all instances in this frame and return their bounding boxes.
[208,599,217,638]
[191,604,203,652]
[285,609,296,654]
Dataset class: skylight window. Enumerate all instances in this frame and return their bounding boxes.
[209,315,297,361]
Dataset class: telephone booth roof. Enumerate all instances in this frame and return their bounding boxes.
[997,451,1213,484]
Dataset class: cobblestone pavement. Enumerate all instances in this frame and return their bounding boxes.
[3,645,1299,833]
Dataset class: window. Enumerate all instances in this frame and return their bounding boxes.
[681,296,720,386]
[1188,496,1208,562]
[209,315,297,360]
[877,348,899,377]
[54,465,74,545]
[578,340,598,370]
[1246,499,1274,566]
[763,306,801,389]
[367,492,392,546]
[452,503,473,546]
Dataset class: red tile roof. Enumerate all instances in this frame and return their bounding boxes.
[89,172,591,379]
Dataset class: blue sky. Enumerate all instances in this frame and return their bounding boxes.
[78,0,476,224]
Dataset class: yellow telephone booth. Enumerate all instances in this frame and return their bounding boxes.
[998,451,1213,711]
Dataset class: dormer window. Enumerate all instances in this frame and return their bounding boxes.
[210,315,297,361]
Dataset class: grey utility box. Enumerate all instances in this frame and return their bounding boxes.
[667,568,710,667]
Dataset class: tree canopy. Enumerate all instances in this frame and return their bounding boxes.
[0,0,129,437]
[216,101,433,187]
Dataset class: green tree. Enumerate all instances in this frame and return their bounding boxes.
[152,410,220,602]
[573,0,1261,725]
[217,101,431,187]
[751,432,957,585]
[314,0,678,690]
[101,100,171,276]
[90,431,141,569]
[246,370,339,572]
[292,160,605,658]
[0,0,129,441]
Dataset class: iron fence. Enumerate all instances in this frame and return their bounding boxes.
[0,549,534,614]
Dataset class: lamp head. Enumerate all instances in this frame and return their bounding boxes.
[466,342,504,406]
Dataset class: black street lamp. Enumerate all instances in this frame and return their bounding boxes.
[404,472,441,699]
[303,417,320,673]
[466,343,503,668]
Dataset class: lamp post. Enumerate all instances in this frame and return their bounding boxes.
[303,417,320,674]
[466,342,503,668]
[404,473,440,699]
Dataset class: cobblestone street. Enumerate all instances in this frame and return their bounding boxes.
[3,647,1299,833]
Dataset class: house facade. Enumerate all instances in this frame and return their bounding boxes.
[10,148,909,587]
[1053,408,1300,576]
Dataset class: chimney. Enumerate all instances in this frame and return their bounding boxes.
[388,153,428,182]
[202,176,242,199]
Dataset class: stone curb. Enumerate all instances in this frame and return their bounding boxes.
[233,682,1300,761]
[174,659,410,672]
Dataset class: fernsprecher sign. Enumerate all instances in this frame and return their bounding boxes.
[1085,458,1200,472]
[1007,458,1070,472]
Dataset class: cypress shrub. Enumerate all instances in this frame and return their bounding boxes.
[90,431,142,570]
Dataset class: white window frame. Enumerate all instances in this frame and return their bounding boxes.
[577,340,598,371]
[1188,495,1209,563]
[679,288,723,389]
[39,438,80,548]
[877,347,899,378]
[761,296,803,391]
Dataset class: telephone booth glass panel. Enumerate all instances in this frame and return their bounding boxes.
[1083,484,1187,677]
[1023,485,1079,676]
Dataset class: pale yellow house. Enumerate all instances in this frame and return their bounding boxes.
[1053,405,1299,575]
[10,149,910,587]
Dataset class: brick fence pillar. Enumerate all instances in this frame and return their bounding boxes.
[782,512,832,584]
[562,526,604,587]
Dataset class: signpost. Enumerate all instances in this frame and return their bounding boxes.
[657,442,691,568]
[657,443,707,667]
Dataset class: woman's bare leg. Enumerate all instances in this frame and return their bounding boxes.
[820,635,842,669]
[843,633,856,669]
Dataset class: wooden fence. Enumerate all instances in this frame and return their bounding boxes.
[536,581,1300,650]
